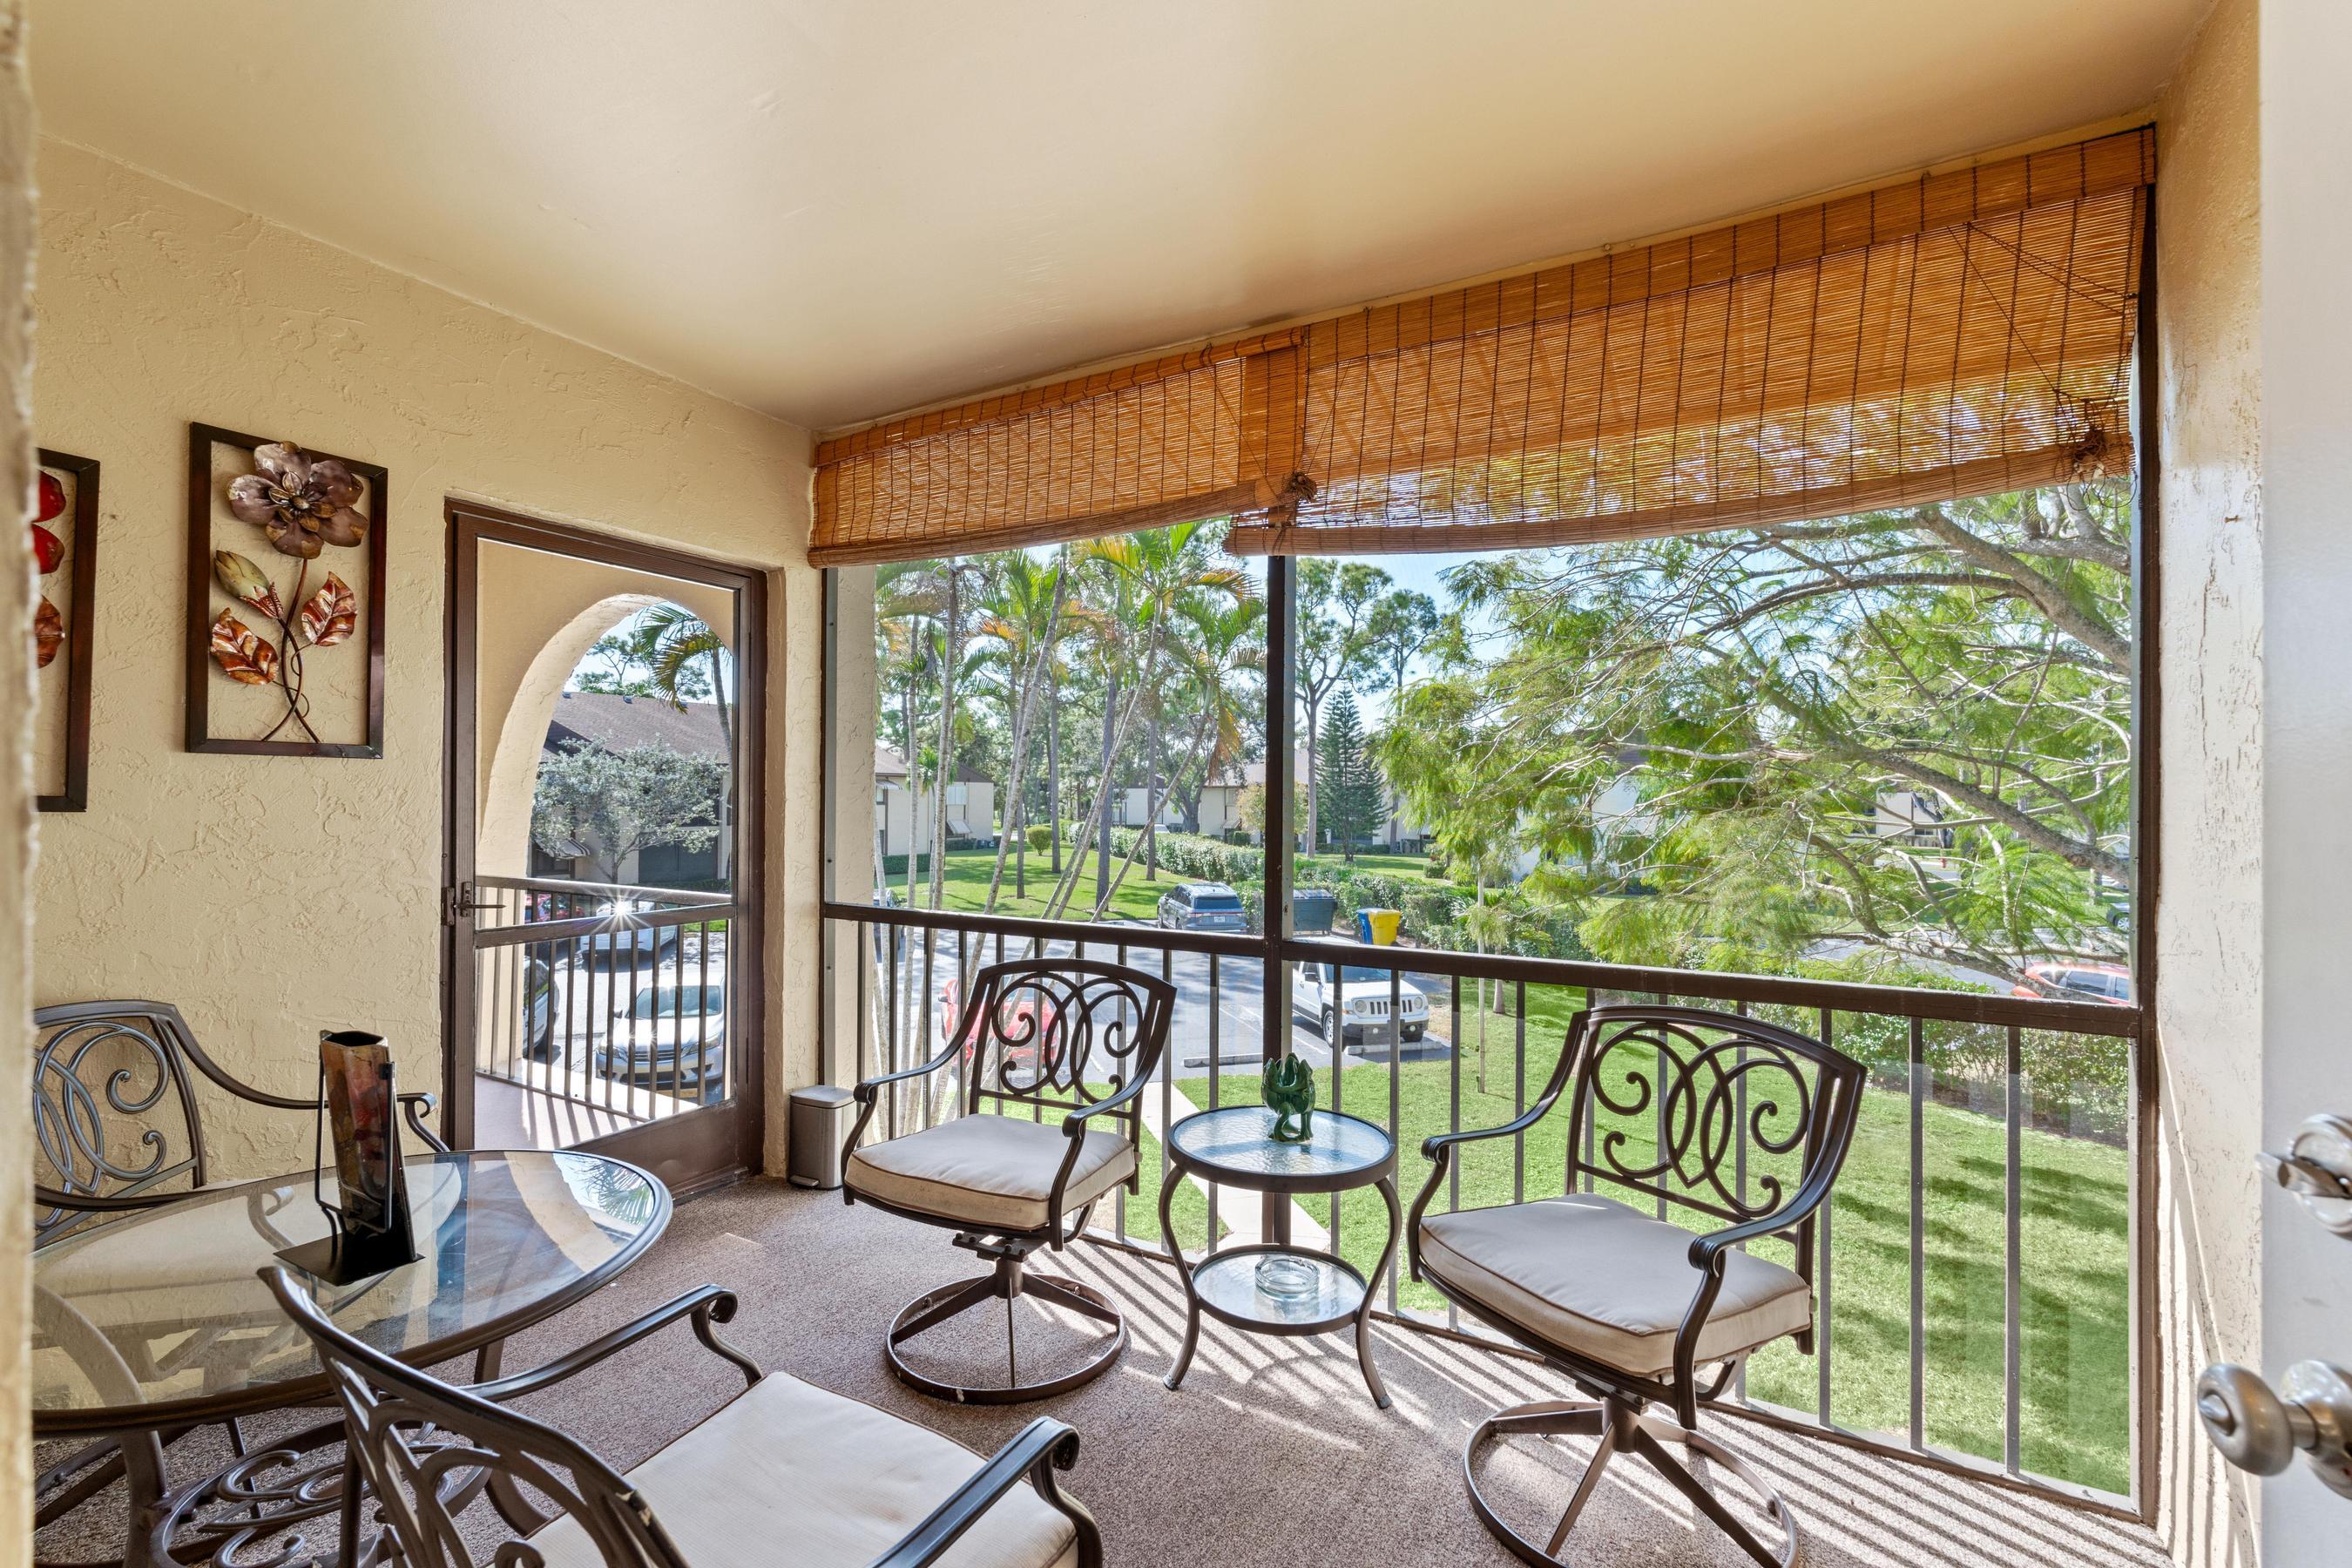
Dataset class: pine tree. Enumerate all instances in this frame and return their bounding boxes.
[1316,691,1382,863]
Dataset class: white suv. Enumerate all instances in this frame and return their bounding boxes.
[1294,961,1430,1053]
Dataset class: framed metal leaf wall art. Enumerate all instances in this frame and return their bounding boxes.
[33,448,98,810]
[186,423,386,757]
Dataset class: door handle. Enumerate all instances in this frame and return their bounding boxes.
[444,882,497,923]
[2199,1362,2352,1497]
[2197,1111,2352,1499]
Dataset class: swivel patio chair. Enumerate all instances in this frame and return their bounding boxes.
[1409,1004,1862,1567]
[254,1267,1102,1568]
[844,956,1173,1402]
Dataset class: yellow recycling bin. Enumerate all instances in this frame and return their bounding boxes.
[1355,908,1402,946]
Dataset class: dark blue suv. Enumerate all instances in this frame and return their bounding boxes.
[1157,882,1248,932]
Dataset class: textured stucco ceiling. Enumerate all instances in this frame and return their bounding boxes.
[29,0,2207,430]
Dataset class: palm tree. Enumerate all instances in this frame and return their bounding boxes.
[1096,590,1264,907]
[639,603,734,880]
[967,549,1098,912]
[1044,522,1251,921]
[874,562,944,908]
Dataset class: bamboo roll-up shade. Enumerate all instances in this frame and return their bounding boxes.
[810,331,1307,565]
[1225,127,2153,555]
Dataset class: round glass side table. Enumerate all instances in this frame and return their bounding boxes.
[1158,1103,1401,1409]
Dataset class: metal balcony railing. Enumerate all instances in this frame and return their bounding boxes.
[820,898,2142,1514]
[471,875,738,1127]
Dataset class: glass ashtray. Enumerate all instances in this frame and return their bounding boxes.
[1254,1253,1321,1301]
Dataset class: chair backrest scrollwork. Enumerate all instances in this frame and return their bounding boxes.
[949,960,1174,1125]
[32,1002,213,1246]
[260,1267,691,1568]
[1562,1004,1863,1270]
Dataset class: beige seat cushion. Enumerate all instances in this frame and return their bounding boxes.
[529,1370,1079,1568]
[1418,1193,1811,1377]
[847,1112,1135,1233]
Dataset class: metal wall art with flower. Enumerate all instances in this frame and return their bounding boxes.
[32,448,98,810]
[186,423,386,758]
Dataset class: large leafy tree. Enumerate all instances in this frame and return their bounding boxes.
[530,739,729,885]
[1387,483,2134,984]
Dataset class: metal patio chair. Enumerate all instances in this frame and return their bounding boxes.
[254,1267,1101,1568]
[844,957,1173,1402]
[32,998,446,1247]
[1409,1003,1863,1567]
[30,999,449,1549]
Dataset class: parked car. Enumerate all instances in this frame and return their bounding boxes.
[1158,882,1248,933]
[922,975,1056,1090]
[518,953,565,1063]
[2011,960,2132,1004]
[1294,960,1430,1050]
[594,970,729,1091]
[574,896,682,968]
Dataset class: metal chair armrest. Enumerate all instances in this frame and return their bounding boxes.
[398,1092,450,1153]
[852,1050,957,1105]
[1059,1072,1151,1134]
[464,1285,759,1403]
[868,1419,1100,1568]
[33,1184,181,1215]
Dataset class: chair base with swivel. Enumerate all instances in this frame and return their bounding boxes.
[844,958,1174,1404]
[1411,1005,1863,1568]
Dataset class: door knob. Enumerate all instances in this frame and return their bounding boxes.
[2198,1361,2352,1497]
[2262,1113,2352,1237]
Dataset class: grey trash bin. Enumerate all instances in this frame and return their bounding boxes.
[787,1085,855,1189]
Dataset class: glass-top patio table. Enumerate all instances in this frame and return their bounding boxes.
[1159,1104,1401,1409]
[32,1150,668,1568]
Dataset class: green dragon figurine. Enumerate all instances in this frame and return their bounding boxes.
[1263,1056,1316,1142]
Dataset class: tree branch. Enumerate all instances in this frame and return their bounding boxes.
[1912,504,2132,666]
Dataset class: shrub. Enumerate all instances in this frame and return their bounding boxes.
[1025,823,1055,852]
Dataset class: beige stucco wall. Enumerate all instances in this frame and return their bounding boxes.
[2151,0,2262,1561]
[1,7,37,1562]
[26,137,821,1183]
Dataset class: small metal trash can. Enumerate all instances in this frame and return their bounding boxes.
[787,1085,855,1189]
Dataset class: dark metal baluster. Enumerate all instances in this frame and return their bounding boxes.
[1448,976,1463,1332]
[1734,1001,1750,1404]
[560,922,578,1110]
[698,919,713,1102]
[1204,952,1218,1248]
[1909,1013,1927,1450]
[2005,1023,2024,1474]
[956,928,968,1125]
[1653,991,1670,1218]
[919,929,936,1132]
[1817,1007,1835,1426]
[855,919,870,1087]
[1388,963,1402,1313]
[885,918,901,1143]
[1512,981,1526,1206]
[1580,989,1604,1195]
[1329,959,1342,1240]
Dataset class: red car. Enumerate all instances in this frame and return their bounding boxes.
[938,977,1052,1082]
[2011,960,2132,1004]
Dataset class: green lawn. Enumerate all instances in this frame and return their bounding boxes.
[891,847,1169,924]
[1093,984,2129,1497]
[1294,849,1448,882]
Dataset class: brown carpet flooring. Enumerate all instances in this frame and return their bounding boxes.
[39,1179,2169,1567]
